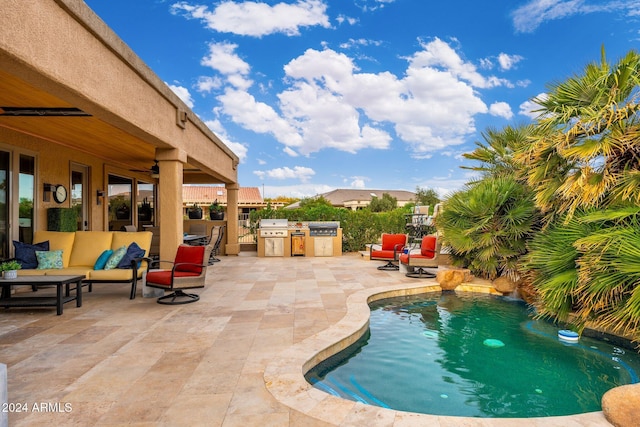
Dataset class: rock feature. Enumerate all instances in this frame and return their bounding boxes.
[493,276,517,293]
[436,269,466,290]
[602,383,640,427]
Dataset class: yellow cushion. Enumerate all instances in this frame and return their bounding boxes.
[111,231,152,254]
[44,267,92,277]
[69,231,113,267]
[87,268,142,281]
[32,231,75,268]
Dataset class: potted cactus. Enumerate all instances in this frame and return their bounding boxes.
[188,203,203,219]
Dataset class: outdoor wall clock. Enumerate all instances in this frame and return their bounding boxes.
[53,184,68,203]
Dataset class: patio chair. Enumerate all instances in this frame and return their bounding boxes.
[399,235,441,278]
[369,233,408,270]
[206,225,225,263]
[145,244,212,304]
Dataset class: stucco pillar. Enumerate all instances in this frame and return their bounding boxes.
[157,148,186,264]
[225,182,240,255]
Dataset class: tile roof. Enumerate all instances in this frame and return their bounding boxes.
[183,186,263,205]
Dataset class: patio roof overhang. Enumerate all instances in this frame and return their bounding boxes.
[0,0,238,186]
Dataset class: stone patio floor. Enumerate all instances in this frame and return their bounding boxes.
[0,253,611,426]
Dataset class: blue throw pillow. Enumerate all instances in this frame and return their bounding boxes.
[93,249,114,270]
[13,240,49,269]
[117,242,146,269]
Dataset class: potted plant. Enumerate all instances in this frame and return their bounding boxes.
[188,203,203,219]
[209,199,224,220]
[0,260,21,280]
[138,197,153,221]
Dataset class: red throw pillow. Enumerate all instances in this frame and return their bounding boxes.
[174,245,205,274]
[420,236,437,258]
[381,234,406,251]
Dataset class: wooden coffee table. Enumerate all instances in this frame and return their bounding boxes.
[0,275,84,315]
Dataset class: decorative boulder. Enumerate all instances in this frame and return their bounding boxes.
[436,269,465,291]
[493,276,517,294]
[602,383,640,427]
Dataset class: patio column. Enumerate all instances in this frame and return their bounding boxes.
[157,148,186,263]
[225,182,240,255]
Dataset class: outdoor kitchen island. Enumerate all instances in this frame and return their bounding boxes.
[257,220,342,257]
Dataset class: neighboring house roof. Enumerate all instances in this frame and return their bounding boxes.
[286,189,416,209]
[183,186,263,206]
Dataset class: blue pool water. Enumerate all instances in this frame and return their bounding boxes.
[305,292,640,418]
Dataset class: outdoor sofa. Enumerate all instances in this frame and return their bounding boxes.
[15,230,152,299]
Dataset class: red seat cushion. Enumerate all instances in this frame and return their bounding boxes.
[146,270,201,287]
[420,236,437,258]
[174,245,205,273]
[371,249,396,260]
[381,234,407,251]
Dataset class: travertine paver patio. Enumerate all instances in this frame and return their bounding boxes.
[0,253,611,426]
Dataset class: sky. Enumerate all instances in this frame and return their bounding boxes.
[83,0,640,199]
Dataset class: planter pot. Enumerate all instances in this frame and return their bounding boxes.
[188,209,203,219]
[210,211,224,220]
[3,270,17,280]
[116,205,130,220]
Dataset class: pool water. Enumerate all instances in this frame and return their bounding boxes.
[305,292,640,418]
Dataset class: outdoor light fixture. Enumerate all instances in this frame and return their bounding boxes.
[150,161,159,179]
[96,190,105,205]
[43,183,54,202]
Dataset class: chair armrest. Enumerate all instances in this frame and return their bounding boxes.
[171,262,208,272]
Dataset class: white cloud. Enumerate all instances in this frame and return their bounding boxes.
[511,0,640,33]
[350,177,367,188]
[262,183,334,199]
[203,119,248,162]
[489,101,514,119]
[497,53,524,71]
[196,76,223,93]
[254,166,316,182]
[167,83,194,108]
[518,93,547,119]
[171,0,330,37]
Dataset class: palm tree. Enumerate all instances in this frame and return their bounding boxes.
[517,47,640,223]
[436,176,538,281]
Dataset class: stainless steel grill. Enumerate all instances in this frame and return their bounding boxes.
[308,221,339,237]
[259,219,289,237]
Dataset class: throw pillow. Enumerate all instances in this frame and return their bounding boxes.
[94,249,114,270]
[35,250,64,269]
[117,242,146,269]
[104,246,127,270]
[13,240,50,269]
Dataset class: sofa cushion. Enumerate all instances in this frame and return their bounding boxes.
[94,250,113,270]
[69,231,113,267]
[33,231,75,267]
[13,240,49,269]
[35,250,64,269]
[44,267,93,277]
[174,245,205,274]
[105,246,127,270]
[117,242,145,269]
[86,268,142,281]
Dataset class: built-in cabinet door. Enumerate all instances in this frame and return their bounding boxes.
[313,237,333,257]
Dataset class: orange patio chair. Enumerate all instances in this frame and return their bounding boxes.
[369,233,408,270]
[399,235,441,278]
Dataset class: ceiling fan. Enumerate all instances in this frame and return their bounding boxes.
[130,160,159,178]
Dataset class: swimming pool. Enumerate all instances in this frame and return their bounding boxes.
[305,292,640,418]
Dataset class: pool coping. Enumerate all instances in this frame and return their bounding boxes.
[264,281,611,426]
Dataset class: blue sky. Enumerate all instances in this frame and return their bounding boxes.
[84,0,640,199]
